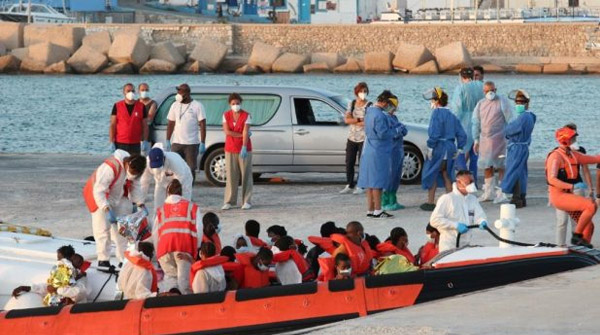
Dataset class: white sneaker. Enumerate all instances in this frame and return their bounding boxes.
[339,185,354,194]
[241,203,252,210]
[353,187,365,195]
[221,203,232,210]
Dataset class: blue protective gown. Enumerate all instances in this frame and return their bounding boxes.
[451,81,484,180]
[357,106,398,189]
[501,111,536,194]
[386,114,408,192]
[421,107,467,190]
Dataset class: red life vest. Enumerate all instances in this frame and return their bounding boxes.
[82,156,123,213]
[124,251,158,293]
[272,250,315,282]
[80,261,92,274]
[235,252,270,289]
[418,242,439,265]
[224,110,252,153]
[545,147,580,185]
[202,233,222,254]
[115,100,145,144]
[330,234,373,276]
[308,236,337,254]
[155,199,198,260]
[248,236,268,248]
[222,261,244,288]
[317,257,336,281]
[376,241,416,264]
[189,255,229,286]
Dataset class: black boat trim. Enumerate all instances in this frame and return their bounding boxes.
[144,291,227,309]
[70,300,129,314]
[235,282,318,302]
[328,278,355,292]
[4,305,63,319]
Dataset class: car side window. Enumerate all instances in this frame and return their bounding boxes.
[294,98,341,126]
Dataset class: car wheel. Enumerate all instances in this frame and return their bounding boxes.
[402,145,423,185]
[204,147,227,187]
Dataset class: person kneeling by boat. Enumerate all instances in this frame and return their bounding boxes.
[236,247,274,289]
[376,227,415,264]
[118,242,160,300]
[430,170,489,253]
[153,179,201,295]
[416,224,440,266]
[331,221,374,276]
[188,242,228,294]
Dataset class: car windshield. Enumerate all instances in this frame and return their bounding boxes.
[329,95,350,110]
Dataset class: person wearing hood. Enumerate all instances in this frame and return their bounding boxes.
[110,83,150,156]
[430,170,489,253]
[233,234,257,254]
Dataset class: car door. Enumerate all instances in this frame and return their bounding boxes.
[291,96,347,166]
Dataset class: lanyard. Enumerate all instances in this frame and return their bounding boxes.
[179,102,191,120]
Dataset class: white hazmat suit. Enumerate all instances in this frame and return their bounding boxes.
[118,251,157,300]
[141,147,193,210]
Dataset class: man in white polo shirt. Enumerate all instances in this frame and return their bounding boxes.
[166,84,207,182]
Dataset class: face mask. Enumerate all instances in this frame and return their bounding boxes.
[430,102,437,110]
[570,142,580,151]
[231,104,241,112]
[237,246,250,253]
[485,91,496,101]
[215,225,222,234]
[140,91,149,99]
[358,92,367,100]
[465,182,478,194]
[257,263,269,272]
[426,235,435,244]
[338,267,352,276]
[126,170,137,181]
[515,104,526,115]
[125,92,136,101]
[175,93,183,103]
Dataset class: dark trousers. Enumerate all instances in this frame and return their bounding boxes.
[345,140,363,188]
[115,142,141,155]
[171,143,199,181]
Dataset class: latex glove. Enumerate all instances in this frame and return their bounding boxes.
[240,146,248,159]
[573,182,588,190]
[199,142,206,154]
[453,148,463,160]
[479,221,488,230]
[473,141,480,155]
[105,208,117,224]
[165,140,171,152]
[110,142,116,152]
[426,148,433,160]
[141,141,150,156]
[456,223,469,234]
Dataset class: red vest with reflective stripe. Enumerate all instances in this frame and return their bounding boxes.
[82,156,123,213]
[189,255,229,286]
[155,199,198,259]
[235,252,270,289]
[115,100,145,144]
[224,110,252,153]
[376,241,416,264]
[202,233,222,254]
[330,234,373,276]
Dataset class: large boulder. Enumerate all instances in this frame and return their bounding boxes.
[303,62,331,73]
[173,43,187,59]
[28,42,70,66]
[0,43,5,56]
[364,51,394,73]
[235,64,262,75]
[219,56,249,73]
[24,25,85,53]
[0,55,21,73]
[67,45,109,74]
[108,33,150,69]
[189,38,228,71]
[543,63,571,74]
[82,31,112,55]
[409,60,439,74]
[247,41,282,73]
[182,61,203,74]
[481,63,507,73]
[0,22,25,50]
[393,43,435,71]
[434,41,473,72]
[311,52,345,70]
[44,61,71,74]
[11,47,28,61]
[587,65,600,74]
[151,41,185,67]
[515,63,543,74]
[139,59,177,74]
[101,63,135,75]
[19,57,46,73]
[333,57,363,73]
[272,53,309,73]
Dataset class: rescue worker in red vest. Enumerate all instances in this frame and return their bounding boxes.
[83,150,146,269]
[153,179,201,294]
[118,242,160,300]
[416,224,440,266]
[546,127,600,247]
[189,242,227,294]
[222,92,253,210]
[245,219,268,248]
[110,83,150,156]
[331,221,374,276]
[202,212,222,253]
[376,227,415,264]
[235,247,273,289]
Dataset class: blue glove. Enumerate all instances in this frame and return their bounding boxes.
[240,146,248,159]
[479,221,488,230]
[456,223,469,234]
[455,153,467,171]
[105,209,117,224]
[574,182,588,190]
[110,143,116,152]
[199,142,206,154]
[165,140,171,152]
[141,141,150,156]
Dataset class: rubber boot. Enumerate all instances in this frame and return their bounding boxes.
[388,193,405,211]
[479,177,495,202]
[381,192,391,211]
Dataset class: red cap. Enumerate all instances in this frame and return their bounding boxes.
[555,127,577,146]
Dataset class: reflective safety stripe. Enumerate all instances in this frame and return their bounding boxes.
[160,228,198,238]
[155,202,194,231]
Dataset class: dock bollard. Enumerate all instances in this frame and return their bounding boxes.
[494,204,520,248]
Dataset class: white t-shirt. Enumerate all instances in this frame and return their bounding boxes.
[167,100,206,145]
[222,112,252,126]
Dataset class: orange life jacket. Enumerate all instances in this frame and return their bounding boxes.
[418,242,439,265]
[202,233,222,253]
[317,257,336,281]
[376,241,416,264]
[545,147,580,186]
[248,236,268,248]
[235,252,270,289]
[222,261,245,288]
[124,251,158,293]
[80,261,92,274]
[189,255,229,286]
[272,250,315,282]
[308,236,337,254]
[330,234,373,275]
[155,199,198,260]
[82,156,123,213]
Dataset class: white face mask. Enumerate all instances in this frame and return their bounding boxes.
[338,267,352,276]
[231,104,241,112]
[485,91,496,101]
[257,263,269,272]
[465,182,478,194]
[430,102,437,110]
[237,246,250,253]
[125,92,136,101]
[570,142,580,151]
[140,91,149,99]
[215,225,222,234]
[358,92,367,101]
[175,93,183,103]
[426,234,435,244]
[126,170,137,181]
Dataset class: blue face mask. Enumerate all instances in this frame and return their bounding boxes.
[515,104,526,115]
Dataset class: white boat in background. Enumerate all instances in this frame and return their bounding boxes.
[0,2,75,23]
